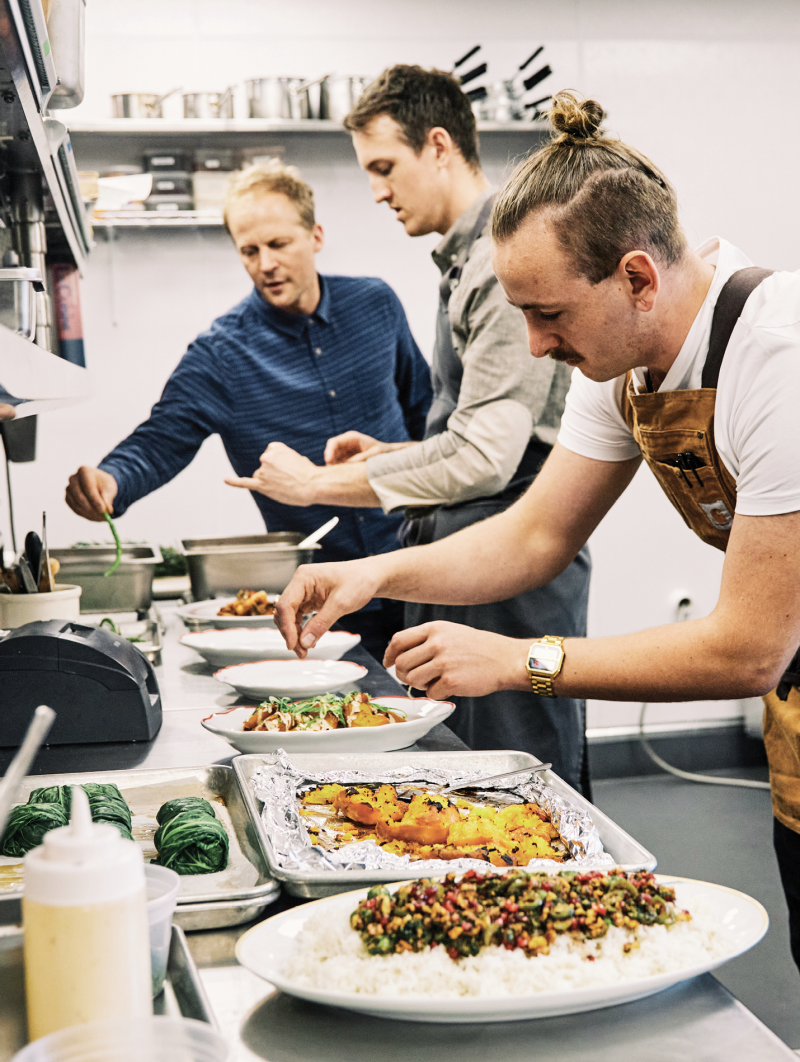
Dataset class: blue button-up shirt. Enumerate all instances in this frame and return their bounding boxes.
[100,275,432,565]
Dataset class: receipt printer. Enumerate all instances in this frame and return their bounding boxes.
[0,620,162,746]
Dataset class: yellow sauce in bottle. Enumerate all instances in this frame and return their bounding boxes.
[22,787,152,1039]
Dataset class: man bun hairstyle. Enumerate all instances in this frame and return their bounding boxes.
[492,90,686,284]
[223,159,315,232]
[343,65,480,170]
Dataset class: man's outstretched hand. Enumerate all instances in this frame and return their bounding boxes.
[65,466,119,521]
[324,430,415,465]
[226,442,317,506]
[275,559,383,657]
[384,621,527,700]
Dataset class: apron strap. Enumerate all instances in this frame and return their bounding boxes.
[702,266,774,388]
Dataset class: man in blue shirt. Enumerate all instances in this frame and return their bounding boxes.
[65,162,432,657]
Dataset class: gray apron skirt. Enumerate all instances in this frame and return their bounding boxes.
[401,196,592,795]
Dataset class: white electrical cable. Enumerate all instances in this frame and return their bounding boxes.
[637,594,771,790]
[638,701,771,790]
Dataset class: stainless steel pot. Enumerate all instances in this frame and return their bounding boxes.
[318,76,370,123]
[111,88,181,119]
[182,88,235,120]
[245,77,319,119]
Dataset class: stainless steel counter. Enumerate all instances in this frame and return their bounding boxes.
[1,604,795,1059]
[0,603,467,776]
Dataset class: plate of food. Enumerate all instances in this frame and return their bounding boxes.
[236,869,768,1023]
[213,659,368,700]
[202,694,455,753]
[181,627,361,667]
[176,590,281,629]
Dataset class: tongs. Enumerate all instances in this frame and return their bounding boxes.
[0,705,56,838]
[439,763,552,795]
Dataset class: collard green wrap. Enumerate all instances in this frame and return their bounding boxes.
[152,810,229,875]
[27,782,133,840]
[1,803,69,857]
[156,796,216,827]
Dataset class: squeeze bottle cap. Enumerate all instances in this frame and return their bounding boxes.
[24,786,145,906]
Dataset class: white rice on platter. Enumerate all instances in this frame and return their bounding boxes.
[285,894,731,998]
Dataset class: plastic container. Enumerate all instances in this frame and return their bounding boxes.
[22,788,152,1040]
[0,585,81,629]
[145,864,180,997]
[10,1016,230,1061]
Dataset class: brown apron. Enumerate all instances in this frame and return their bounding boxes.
[621,266,800,833]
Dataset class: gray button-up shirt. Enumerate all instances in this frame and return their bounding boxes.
[366,190,572,513]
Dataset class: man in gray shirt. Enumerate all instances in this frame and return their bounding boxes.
[229,66,591,794]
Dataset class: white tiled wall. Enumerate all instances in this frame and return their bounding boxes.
[7,0,800,730]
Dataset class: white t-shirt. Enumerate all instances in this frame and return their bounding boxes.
[557,237,800,517]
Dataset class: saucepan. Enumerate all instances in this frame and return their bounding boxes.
[318,76,371,123]
[111,88,181,119]
[182,87,235,120]
[245,76,328,119]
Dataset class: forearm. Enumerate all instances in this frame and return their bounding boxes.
[306,463,382,507]
[494,617,790,702]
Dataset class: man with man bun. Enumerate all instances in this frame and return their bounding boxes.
[274,91,800,971]
[228,66,592,795]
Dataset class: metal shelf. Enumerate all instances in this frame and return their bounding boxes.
[92,211,224,229]
[68,118,549,136]
[0,0,88,271]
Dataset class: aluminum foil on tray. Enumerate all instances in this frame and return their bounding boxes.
[251,750,612,876]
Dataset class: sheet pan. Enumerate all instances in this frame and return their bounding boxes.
[0,765,280,927]
[234,750,657,897]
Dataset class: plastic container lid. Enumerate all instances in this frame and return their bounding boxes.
[10,1015,230,1061]
[24,787,145,906]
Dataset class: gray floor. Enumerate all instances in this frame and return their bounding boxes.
[593,765,800,1049]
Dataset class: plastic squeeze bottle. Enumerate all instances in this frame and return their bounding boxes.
[22,786,152,1039]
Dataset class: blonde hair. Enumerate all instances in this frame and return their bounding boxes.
[223,160,315,231]
[492,90,686,283]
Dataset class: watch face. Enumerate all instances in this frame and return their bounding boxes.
[528,643,562,674]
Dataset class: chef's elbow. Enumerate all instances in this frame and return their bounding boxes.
[735,654,790,699]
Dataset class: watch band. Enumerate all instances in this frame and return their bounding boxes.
[527,635,565,698]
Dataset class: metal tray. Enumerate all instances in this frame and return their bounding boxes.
[50,544,162,613]
[0,766,280,927]
[180,532,320,599]
[0,923,216,1055]
[234,751,657,898]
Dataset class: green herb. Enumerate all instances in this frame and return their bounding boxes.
[154,547,188,578]
[99,617,119,634]
[102,512,123,577]
[254,692,407,731]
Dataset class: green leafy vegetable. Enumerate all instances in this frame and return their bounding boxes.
[1,803,68,857]
[103,512,122,577]
[26,782,132,840]
[154,547,188,578]
[254,692,407,731]
[156,796,216,827]
[27,785,72,813]
[151,810,228,875]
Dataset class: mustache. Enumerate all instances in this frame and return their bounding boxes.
[548,347,583,364]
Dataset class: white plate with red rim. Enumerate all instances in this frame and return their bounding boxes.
[201,695,455,753]
[235,875,769,1023]
[181,627,361,667]
[213,658,369,700]
[175,596,282,629]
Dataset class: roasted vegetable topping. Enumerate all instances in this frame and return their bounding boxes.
[244,692,407,733]
[349,869,690,961]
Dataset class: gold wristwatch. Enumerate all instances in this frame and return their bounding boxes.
[526,636,566,697]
